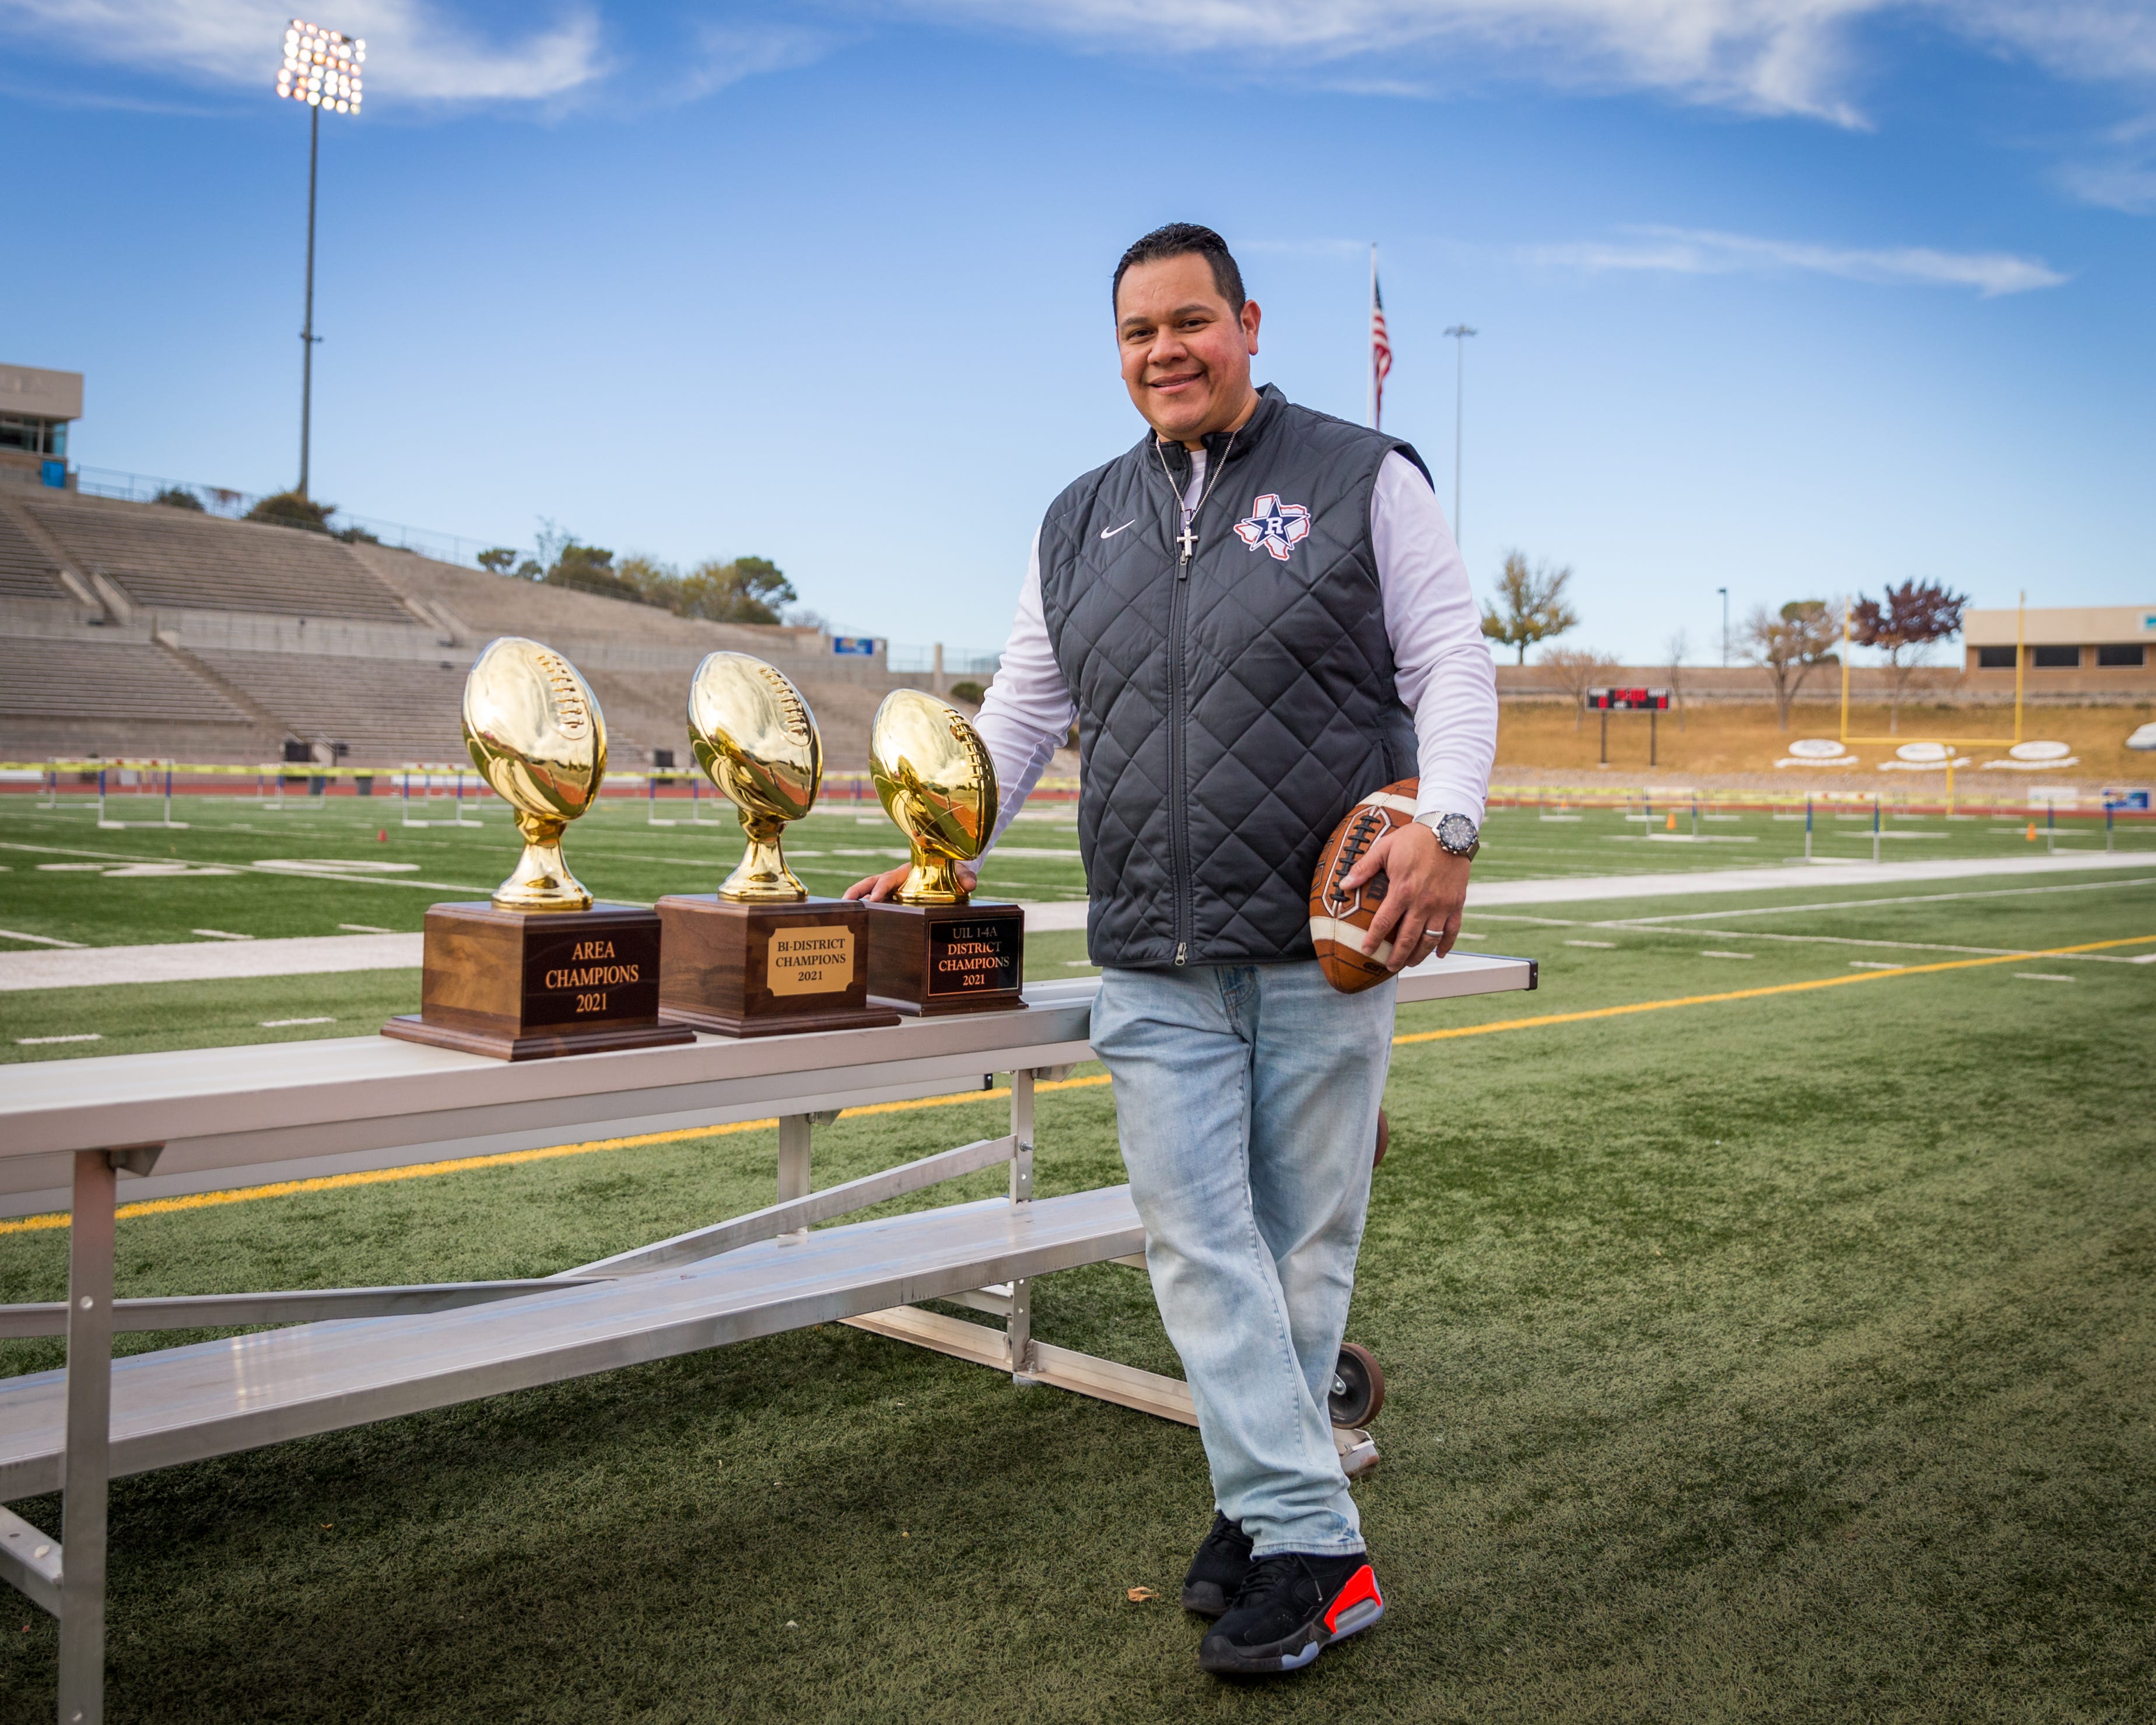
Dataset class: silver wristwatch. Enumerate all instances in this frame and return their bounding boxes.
[1419,811,1480,859]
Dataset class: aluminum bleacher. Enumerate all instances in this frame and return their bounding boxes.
[0,955,1537,1720]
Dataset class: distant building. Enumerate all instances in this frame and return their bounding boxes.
[1964,604,2154,691]
[0,364,81,492]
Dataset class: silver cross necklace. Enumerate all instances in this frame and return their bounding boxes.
[1156,432,1237,572]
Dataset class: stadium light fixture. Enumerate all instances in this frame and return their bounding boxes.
[274,18,364,499]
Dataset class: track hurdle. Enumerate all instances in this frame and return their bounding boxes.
[399,769,483,829]
[93,765,188,832]
[646,770,723,828]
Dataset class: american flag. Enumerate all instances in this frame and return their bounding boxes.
[1370,271,1393,430]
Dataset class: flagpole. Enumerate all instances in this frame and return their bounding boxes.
[1367,243,1377,430]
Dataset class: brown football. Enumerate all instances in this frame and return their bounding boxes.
[1309,777,1420,993]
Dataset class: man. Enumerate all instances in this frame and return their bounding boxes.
[847,222,1496,1676]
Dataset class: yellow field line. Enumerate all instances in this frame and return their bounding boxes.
[1392,931,2155,1045]
[3,934,2143,1236]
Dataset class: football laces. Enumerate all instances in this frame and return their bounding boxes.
[1321,808,1388,919]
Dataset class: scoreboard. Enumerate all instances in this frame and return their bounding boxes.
[1587,686,1672,711]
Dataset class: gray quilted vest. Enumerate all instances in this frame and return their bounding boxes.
[1037,384,1425,968]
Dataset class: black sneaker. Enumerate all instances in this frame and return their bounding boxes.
[1197,1550,1384,1675]
[1180,1512,1254,1618]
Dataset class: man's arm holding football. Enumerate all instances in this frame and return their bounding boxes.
[1341,453,1500,968]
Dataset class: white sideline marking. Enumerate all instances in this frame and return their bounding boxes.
[17,1033,100,1045]
[338,924,395,934]
[2,853,2146,989]
[1849,960,1905,970]
[261,1016,337,1027]
[191,928,254,941]
[1699,951,1754,959]
[1018,853,2156,934]
[1565,939,1616,948]
[2013,973,2075,982]
[0,932,422,993]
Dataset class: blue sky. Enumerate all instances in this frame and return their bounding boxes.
[4,1,2152,664]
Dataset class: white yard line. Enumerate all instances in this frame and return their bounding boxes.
[0,927,85,948]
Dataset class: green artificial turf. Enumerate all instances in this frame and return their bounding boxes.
[5,793,2149,955]
[2,867,2152,1720]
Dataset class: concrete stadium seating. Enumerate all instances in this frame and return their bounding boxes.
[185,648,473,763]
[23,494,416,625]
[0,488,1024,773]
[0,636,267,761]
[0,506,73,602]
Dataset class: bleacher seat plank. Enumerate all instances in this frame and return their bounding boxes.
[0,1186,1144,1499]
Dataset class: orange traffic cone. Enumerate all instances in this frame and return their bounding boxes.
[2026,822,2038,842]
[1666,811,1678,830]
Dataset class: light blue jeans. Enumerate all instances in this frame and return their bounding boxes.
[1089,959,1396,1557]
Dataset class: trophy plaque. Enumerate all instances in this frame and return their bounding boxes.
[655,653,898,1037]
[860,689,1026,1016]
[383,638,694,1061]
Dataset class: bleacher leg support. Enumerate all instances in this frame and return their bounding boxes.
[1008,1071,1036,1382]
[777,1115,811,1244]
[58,1148,117,1725]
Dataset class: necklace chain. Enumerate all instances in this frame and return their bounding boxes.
[1155,428,1238,567]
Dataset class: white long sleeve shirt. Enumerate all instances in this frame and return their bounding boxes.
[974,448,1498,850]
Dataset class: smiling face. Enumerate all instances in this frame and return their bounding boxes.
[1115,251,1262,449]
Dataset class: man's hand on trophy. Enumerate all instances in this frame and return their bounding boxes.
[843,861,980,903]
[1340,821,1470,972]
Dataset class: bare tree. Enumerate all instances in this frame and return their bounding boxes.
[1481,552,1579,665]
[1850,579,1970,734]
[1744,599,1840,731]
[1663,627,1691,731]
[1541,646,1622,731]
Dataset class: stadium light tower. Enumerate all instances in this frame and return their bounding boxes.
[1443,324,1477,547]
[274,18,364,499]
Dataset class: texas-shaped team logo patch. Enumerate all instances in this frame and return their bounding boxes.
[1233,494,1312,561]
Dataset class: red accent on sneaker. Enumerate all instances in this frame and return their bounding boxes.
[1323,1563,1382,1633]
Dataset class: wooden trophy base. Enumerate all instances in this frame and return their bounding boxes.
[656,895,900,1038]
[382,901,696,1061]
[863,899,1027,1016]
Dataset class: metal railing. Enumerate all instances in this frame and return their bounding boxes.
[885,643,1002,677]
[64,466,499,569]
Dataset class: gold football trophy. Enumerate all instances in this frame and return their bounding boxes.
[656,653,897,1036]
[860,689,1026,1015]
[383,637,692,1060]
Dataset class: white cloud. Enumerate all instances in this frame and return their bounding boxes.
[676,22,847,102]
[1533,226,2069,294]
[0,0,605,104]
[2060,158,2156,212]
[908,0,2156,124]
[2056,110,2156,213]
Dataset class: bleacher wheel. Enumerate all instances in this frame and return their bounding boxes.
[1373,1107,1389,1167]
[1329,1342,1386,1429]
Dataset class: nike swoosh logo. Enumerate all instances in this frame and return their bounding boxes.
[1099,520,1138,539]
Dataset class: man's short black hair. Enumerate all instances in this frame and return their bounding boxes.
[1113,223,1246,315]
